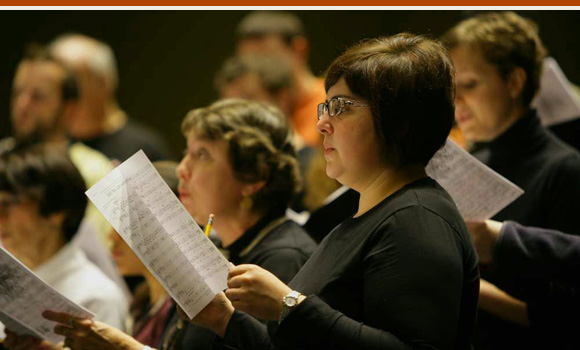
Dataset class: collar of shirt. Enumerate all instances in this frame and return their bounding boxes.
[224,209,286,264]
[473,109,549,165]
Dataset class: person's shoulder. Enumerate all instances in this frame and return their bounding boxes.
[73,252,126,301]
[69,142,110,161]
[121,120,165,143]
[120,120,172,160]
[69,142,114,185]
[378,178,456,218]
[542,131,580,164]
[378,179,467,238]
[0,137,15,154]
[536,135,580,181]
[262,219,317,254]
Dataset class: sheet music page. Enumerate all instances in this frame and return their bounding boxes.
[0,247,94,344]
[426,139,524,221]
[532,57,580,126]
[86,150,230,319]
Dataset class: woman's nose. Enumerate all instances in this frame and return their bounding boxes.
[316,114,333,135]
[176,157,190,180]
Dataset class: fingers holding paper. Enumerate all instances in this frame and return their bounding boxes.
[225,264,293,321]
[177,291,234,338]
[42,310,144,350]
[3,330,56,350]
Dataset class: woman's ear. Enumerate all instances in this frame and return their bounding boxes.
[508,67,527,100]
[243,181,267,197]
[47,211,66,231]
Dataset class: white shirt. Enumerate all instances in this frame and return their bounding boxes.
[73,219,131,300]
[34,243,128,330]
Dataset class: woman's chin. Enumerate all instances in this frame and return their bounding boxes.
[325,165,342,181]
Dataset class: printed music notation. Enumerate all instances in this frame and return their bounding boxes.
[532,57,580,126]
[0,247,94,344]
[426,139,524,221]
[86,150,229,319]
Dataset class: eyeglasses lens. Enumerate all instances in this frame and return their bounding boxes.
[317,103,326,120]
[328,98,340,117]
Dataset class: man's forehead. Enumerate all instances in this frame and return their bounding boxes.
[14,60,65,87]
[237,34,288,53]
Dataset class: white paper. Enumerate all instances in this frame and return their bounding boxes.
[0,247,94,344]
[426,139,524,221]
[532,57,580,126]
[85,150,230,319]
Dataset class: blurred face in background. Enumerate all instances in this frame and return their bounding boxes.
[220,73,274,103]
[11,60,66,142]
[109,229,144,276]
[451,45,522,142]
[237,35,292,58]
[176,132,247,226]
[219,73,292,117]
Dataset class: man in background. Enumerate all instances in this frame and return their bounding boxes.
[2,44,115,249]
[49,33,172,163]
[236,11,325,148]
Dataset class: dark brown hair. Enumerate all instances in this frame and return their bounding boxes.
[442,11,547,106]
[236,11,306,44]
[0,143,87,242]
[325,33,455,167]
[182,99,301,215]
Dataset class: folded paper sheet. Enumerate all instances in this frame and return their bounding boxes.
[86,150,229,319]
[0,247,94,344]
[533,57,580,126]
[426,139,524,221]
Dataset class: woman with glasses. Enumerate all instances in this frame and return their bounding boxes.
[176,33,479,350]
[44,34,479,350]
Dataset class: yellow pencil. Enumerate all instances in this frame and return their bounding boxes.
[204,214,214,237]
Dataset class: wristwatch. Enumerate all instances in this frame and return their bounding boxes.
[279,290,302,324]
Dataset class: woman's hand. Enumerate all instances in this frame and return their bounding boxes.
[177,291,234,338]
[225,264,293,321]
[3,330,57,350]
[41,311,144,350]
[465,220,503,264]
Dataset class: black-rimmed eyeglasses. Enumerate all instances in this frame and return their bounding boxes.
[317,97,370,120]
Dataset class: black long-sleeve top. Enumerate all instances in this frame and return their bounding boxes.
[492,221,580,349]
[471,111,580,350]
[472,110,580,236]
[220,177,480,350]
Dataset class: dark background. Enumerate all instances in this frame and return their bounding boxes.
[2,10,579,159]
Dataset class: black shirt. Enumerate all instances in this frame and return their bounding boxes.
[222,177,480,350]
[472,110,580,235]
[494,222,580,350]
[224,214,317,284]
[548,117,580,153]
[303,187,359,243]
[472,111,580,350]
[80,120,172,162]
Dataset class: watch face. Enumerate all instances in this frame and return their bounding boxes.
[286,298,297,307]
